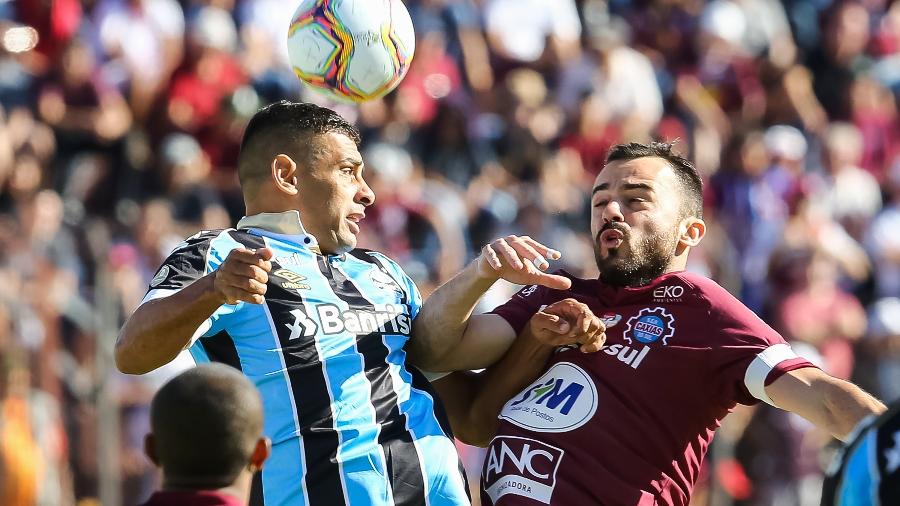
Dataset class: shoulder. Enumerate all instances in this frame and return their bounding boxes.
[671,271,736,309]
[349,248,408,277]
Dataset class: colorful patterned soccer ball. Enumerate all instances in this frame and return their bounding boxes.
[287,0,416,103]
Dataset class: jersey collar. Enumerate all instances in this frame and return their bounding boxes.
[236,211,320,252]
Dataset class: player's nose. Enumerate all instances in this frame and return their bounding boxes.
[601,201,624,224]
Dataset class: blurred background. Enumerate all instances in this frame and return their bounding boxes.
[0,0,899,504]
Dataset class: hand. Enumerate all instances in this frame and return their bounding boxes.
[528,298,606,353]
[212,248,274,305]
[476,235,571,290]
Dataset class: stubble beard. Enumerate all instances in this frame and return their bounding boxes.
[594,227,677,287]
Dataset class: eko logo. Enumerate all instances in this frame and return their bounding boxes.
[652,285,684,301]
[500,362,598,433]
[482,436,564,505]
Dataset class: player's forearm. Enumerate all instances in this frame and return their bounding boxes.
[460,331,554,447]
[410,261,497,370]
[820,378,886,441]
[115,275,224,374]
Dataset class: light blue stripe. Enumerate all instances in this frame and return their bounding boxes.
[306,259,391,505]
[201,231,310,505]
[838,432,879,506]
[383,334,470,505]
[345,254,468,505]
[189,341,210,364]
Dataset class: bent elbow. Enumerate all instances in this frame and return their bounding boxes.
[114,335,148,375]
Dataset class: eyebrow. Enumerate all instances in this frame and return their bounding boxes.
[338,157,364,166]
[591,182,654,195]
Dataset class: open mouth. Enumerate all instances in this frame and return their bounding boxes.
[599,229,625,249]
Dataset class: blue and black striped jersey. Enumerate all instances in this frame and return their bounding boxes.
[821,400,900,506]
[141,218,470,506]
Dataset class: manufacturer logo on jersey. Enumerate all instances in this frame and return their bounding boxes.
[601,313,622,328]
[624,307,675,345]
[273,269,310,291]
[483,436,564,505]
[501,362,598,433]
[653,284,684,302]
[150,265,170,288]
[370,269,402,294]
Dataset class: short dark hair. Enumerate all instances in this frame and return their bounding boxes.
[238,101,361,190]
[150,364,263,487]
[605,141,704,219]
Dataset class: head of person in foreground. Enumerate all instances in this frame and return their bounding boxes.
[144,363,270,502]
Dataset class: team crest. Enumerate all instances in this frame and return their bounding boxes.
[370,269,402,294]
[624,307,675,345]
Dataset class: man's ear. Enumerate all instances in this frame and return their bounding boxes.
[249,437,272,473]
[144,433,160,467]
[271,154,299,196]
[677,217,706,248]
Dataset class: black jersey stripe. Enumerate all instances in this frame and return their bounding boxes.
[231,230,346,506]
[249,471,264,506]
[324,256,428,506]
[197,330,242,371]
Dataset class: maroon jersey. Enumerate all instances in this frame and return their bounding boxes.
[480,271,815,506]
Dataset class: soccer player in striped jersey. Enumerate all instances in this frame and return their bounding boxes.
[115,101,585,506]
[425,142,887,505]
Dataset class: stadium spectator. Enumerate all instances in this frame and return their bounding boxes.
[141,363,270,506]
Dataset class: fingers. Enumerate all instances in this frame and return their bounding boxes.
[520,236,562,262]
[225,248,274,272]
[214,248,274,305]
[492,238,524,270]
[531,311,572,336]
[540,298,605,352]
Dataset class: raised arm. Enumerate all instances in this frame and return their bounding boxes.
[115,248,272,374]
[409,235,572,372]
[433,299,606,447]
[765,367,886,441]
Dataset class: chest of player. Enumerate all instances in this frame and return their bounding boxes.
[261,253,415,353]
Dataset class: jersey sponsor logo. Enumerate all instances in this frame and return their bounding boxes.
[520,285,538,297]
[601,343,651,369]
[500,362,598,433]
[652,284,684,302]
[624,307,675,345]
[275,253,304,266]
[286,308,318,339]
[150,265,170,287]
[273,269,311,291]
[601,313,622,328]
[483,436,564,505]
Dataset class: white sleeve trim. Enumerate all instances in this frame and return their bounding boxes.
[139,288,180,306]
[743,343,799,406]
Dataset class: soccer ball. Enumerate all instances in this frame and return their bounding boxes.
[287,0,416,103]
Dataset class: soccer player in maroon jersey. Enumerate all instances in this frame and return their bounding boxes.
[427,142,886,506]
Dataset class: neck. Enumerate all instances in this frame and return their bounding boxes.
[162,472,251,502]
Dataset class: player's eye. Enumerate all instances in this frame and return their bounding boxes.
[593,199,609,208]
[340,167,354,176]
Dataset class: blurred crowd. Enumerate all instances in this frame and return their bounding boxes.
[0,0,899,504]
